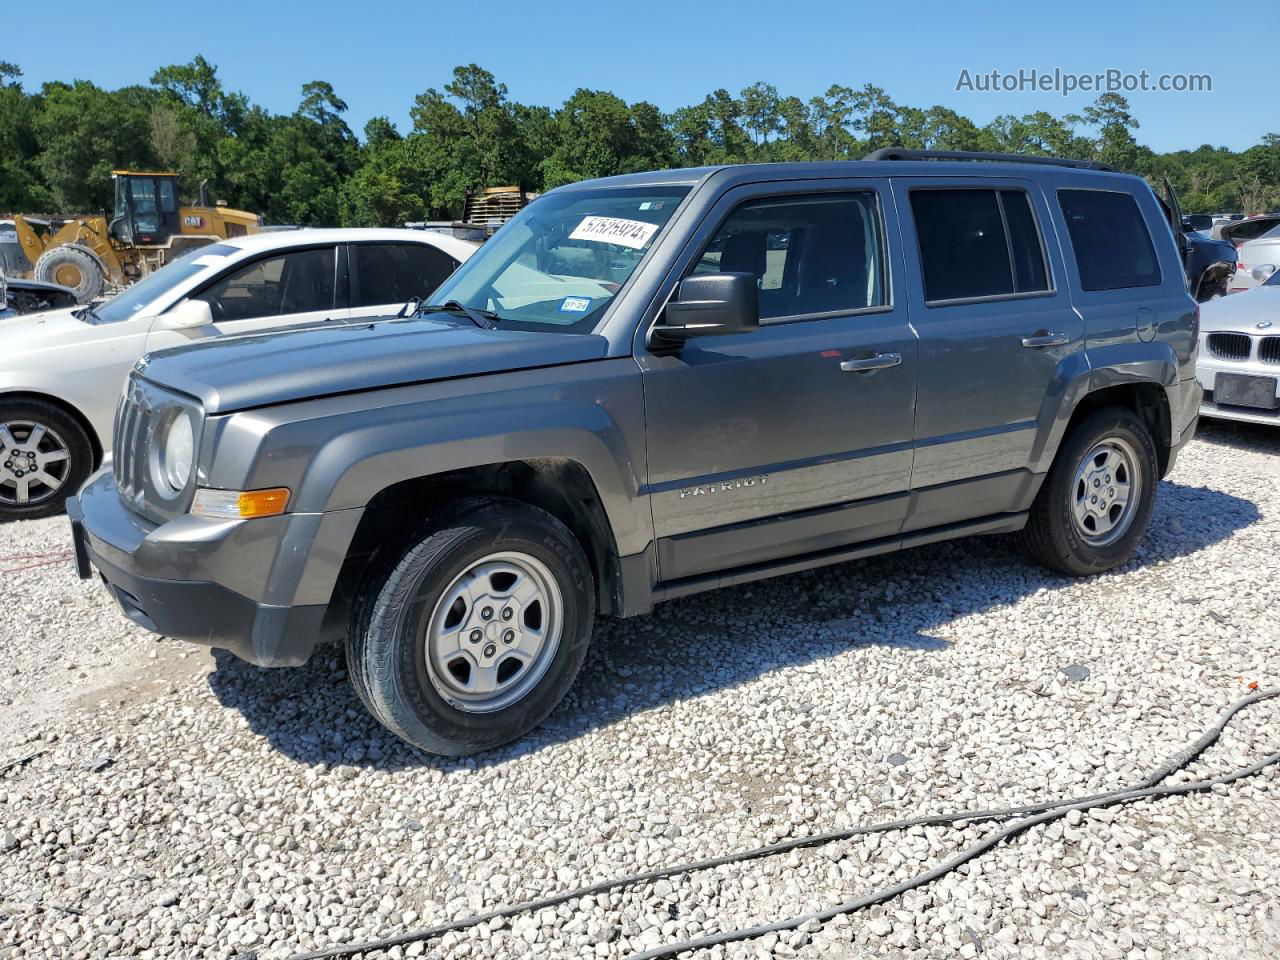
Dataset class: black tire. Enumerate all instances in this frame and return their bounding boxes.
[346,497,595,756]
[0,399,95,521]
[1021,407,1159,577]
[33,246,104,303]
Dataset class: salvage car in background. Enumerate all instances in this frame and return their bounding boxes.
[1222,216,1280,293]
[1197,263,1280,424]
[0,228,476,520]
[1156,182,1234,301]
[0,274,77,318]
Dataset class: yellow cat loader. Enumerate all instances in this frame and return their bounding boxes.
[12,171,261,302]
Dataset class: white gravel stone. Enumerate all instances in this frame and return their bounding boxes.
[0,420,1277,960]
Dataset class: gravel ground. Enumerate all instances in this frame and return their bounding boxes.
[0,419,1277,960]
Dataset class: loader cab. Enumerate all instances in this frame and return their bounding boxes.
[110,172,181,248]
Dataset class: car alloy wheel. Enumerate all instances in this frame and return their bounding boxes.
[0,420,72,507]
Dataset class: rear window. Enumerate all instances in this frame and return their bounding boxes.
[352,242,460,307]
[910,189,1050,303]
[1057,189,1160,291]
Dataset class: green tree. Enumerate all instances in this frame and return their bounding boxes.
[0,63,53,210]
[739,82,781,157]
[363,116,401,150]
[1072,93,1142,171]
[34,80,155,210]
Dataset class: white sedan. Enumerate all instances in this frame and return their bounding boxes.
[1197,264,1280,425]
[0,228,476,520]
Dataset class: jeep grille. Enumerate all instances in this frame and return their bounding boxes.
[113,378,151,513]
[111,375,203,522]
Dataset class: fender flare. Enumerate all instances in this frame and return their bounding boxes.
[1028,342,1179,475]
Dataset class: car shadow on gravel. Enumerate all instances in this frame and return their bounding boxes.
[206,478,1259,772]
[1192,418,1280,456]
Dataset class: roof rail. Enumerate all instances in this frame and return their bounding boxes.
[863,147,1117,173]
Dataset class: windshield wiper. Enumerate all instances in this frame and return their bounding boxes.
[72,304,102,324]
[418,300,500,330]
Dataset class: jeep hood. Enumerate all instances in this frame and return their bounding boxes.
[136,316,610,413]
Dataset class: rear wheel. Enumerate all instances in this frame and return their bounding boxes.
[0,400,94,521]
[33,247,104,303]
[1021,408,1158,576]
[346,497,595,756]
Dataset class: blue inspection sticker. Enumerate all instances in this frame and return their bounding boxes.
[559,296,592,313]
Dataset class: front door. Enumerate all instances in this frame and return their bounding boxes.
[637,181,919,583]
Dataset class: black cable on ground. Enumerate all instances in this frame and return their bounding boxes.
[288,689,1278,960]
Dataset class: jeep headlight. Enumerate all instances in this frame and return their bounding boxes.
[153,410,194,494]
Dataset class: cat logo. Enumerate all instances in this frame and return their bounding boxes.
[183,215,205,228]
[679,475,769,499]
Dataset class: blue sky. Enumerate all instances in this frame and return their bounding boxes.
[6,0,1266,152]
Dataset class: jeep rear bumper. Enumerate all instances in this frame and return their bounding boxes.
[68,469,360,667]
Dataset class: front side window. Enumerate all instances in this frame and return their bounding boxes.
[352,243,459,307]
[1057,189,1160,291]
[426,186,690,333]
[195,247,335,322]
[910,188,1051,303]
[692,192,887,321]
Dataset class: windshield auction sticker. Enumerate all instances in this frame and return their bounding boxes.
[569,216,659,250]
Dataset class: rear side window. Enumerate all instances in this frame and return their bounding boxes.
[909,189,1050,302]
[1057,189,1160,291]
[691,192,887,321]
[352,243,460,307]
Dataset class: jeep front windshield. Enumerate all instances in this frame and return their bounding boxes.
[424,186,690,333]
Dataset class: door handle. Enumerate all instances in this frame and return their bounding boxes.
[840,353,902,373]
[1021,331,1071,348]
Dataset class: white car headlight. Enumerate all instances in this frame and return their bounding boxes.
[154,410,194,494]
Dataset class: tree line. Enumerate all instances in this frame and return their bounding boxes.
[2,57,1278,225]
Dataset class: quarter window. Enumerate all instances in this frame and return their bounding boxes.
[910,189,1051,303]
[195,247,336,322]
[352,243,460,307]
[692,193,887,321]
[1057,189,1160,291]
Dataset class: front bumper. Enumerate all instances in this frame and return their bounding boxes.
[68,469,359,666]
[1195,352,1280,426]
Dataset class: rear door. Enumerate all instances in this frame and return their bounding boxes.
[637,179,919,582]
[347,241,462,319]
[891,177,1083,529]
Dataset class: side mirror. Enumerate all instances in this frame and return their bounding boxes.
[157,298,214,331]
[652,273,759,343]
[1251,264,1277,283]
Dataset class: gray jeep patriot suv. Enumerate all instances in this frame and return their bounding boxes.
[70,150,1201,755]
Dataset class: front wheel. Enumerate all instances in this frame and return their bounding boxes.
[1021,408,1159,576]
[346,497,595,756]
